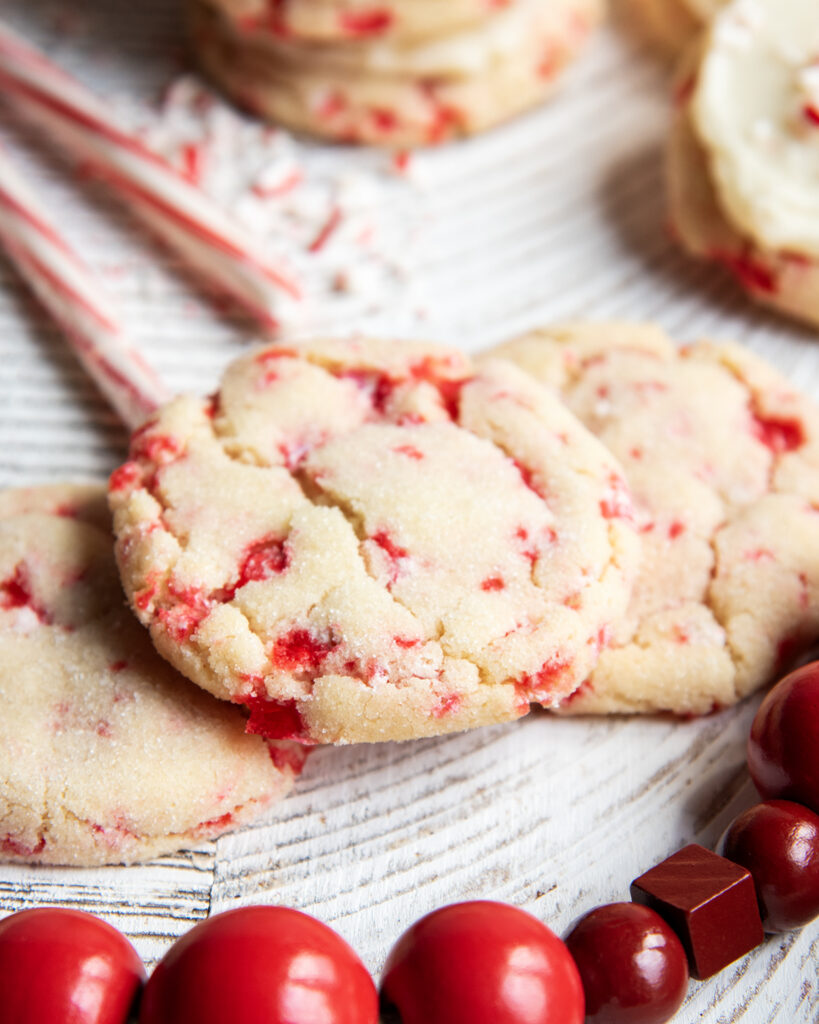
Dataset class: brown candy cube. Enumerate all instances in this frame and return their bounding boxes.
[630,843,764,980]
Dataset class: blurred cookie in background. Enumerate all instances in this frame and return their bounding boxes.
[186,0,605,145]
[668,0,819,328]
[0,484,304,866]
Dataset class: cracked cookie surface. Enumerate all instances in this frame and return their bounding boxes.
[109,338,638,744]
[490,322,819,715]
[0,484,303,867]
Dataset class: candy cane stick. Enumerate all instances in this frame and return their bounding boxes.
[0,146,169,429]
[0,20,302,333]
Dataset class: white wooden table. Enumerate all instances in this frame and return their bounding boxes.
[0,0,817,1019]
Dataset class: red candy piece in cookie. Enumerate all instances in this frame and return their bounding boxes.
[751,413,804,454]
[0,564,50,623]
[338,8,394,35]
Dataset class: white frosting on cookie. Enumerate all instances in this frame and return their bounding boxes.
[0,485,302,866]
[693,0,819,256]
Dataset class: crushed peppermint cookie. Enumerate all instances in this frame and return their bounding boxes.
[490,322,819,717]
[0,483,301,866]
[108,338,639,745]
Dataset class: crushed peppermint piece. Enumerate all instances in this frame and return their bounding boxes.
[119,76,420,333]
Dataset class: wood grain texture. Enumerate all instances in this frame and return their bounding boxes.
[0,0,817,1019]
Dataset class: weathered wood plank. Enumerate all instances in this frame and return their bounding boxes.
[0,2,816,1019]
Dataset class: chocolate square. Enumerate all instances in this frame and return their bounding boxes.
[630,843,764,980]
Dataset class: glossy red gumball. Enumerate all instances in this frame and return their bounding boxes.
[379,900,584,1024]
[719,800,819,932]
[139,905,378,1024]
[0,907,145,1024]
[748,662,819,813]
[564,903,688,1024]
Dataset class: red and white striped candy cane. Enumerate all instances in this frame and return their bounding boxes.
[0,20,302,333]
[0,145,169,429]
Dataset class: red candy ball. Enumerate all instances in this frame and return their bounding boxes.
[139,905,378,1024]
[719,800,819,932]
[748,662,819,812]
[380,900,584,1024]
[0,907,145,1024]
[564,903,688,1024]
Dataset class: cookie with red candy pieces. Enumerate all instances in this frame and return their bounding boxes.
[489,321,819,716]
[0,484,304,867]
[187,0,603,146]
[109,337,639,745]
[213,0,501,43]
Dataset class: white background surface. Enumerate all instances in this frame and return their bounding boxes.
[0,0,817,1020]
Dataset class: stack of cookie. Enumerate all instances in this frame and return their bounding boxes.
[186,0,605,145]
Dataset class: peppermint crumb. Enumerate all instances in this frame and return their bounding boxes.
[117,76,421,333]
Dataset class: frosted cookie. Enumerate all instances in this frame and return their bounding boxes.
[187,0,603,145]
[668,0,819,329]
[490,322,819,715]
[109,338,639,745]
[0,484,303,866]
[216,0,499,43]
